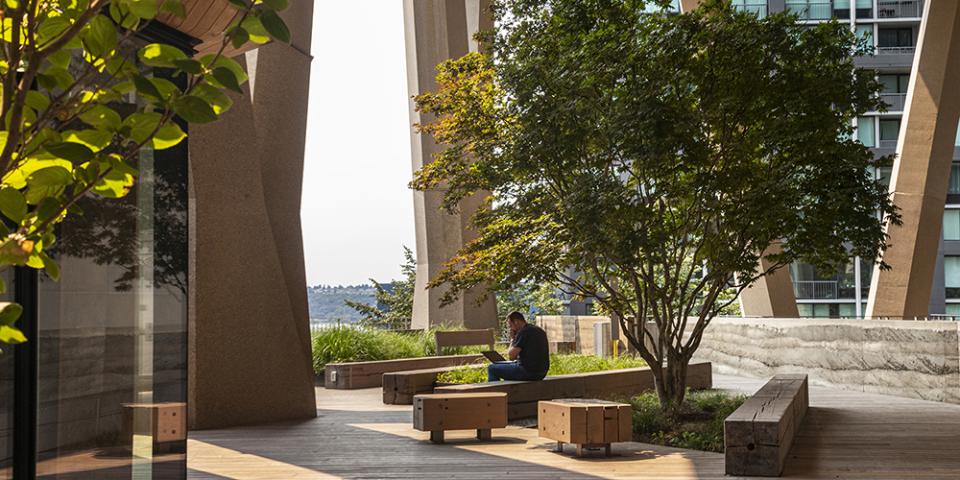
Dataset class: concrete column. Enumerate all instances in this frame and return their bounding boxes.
[739,243,800,318]
[404,0,498,329]
[679,0,700,12]
[187,1,317,429]
[865,1,960,319]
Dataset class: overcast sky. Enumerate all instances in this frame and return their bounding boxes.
[301,3,416,287]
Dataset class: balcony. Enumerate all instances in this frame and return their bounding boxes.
[734,2,768,17]
[877,0,924,19]
[786,1,833,20]
[880,93,907,112]
[877,46,916,55]
[794,280,840,299]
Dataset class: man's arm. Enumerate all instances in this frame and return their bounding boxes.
[508,345,521,360]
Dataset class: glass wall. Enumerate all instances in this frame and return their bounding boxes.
[945,210,960,241]
[946,256,960,299]
[35,136,188,478]
[857,116,876,147]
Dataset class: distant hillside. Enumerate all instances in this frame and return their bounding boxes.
[307,284,377,324]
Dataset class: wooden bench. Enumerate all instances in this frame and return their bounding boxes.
[324,354,484,389]
[434,362,712,420]
[383,366,466,404]
[413,393,508,443]
[725,374,809,477]
[434,329,495,355]
[538,399,632,456]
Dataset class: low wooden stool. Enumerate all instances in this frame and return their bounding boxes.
[538,399,632,456]
[413,393,508,443]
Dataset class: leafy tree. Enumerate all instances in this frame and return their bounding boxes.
[0,0,291,349]
[495,281,564,339]
[346,246,416,329]
[411,0,897,409]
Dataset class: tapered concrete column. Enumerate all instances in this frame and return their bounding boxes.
[404,0,498,329]
[188,1,316,429]
[739,243,799,318]
[866,1,960,319]
[679,0,701,12]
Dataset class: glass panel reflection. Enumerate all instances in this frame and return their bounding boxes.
[36,139,187,479]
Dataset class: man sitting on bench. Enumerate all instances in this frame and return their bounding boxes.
[487,311,550,381]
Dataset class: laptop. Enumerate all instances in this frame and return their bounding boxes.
[482,350,509,363]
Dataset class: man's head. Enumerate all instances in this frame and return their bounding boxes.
[507,311,526,333]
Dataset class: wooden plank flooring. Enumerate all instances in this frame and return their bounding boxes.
[187,374,960,479]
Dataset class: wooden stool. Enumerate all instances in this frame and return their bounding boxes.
[538,399,632,457]
[413,393,508,443]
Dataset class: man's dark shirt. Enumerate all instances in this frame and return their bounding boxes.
[513,323,549,376]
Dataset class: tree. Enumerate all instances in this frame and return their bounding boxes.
[410,0,897,410]
[0,0,291,349]
[495,281,564,339]
[346,246,416,329]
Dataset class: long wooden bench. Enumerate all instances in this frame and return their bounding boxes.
[433,362,712,420]
[383,366,464,404]
[724,374,809,477]
[324,354,484,389]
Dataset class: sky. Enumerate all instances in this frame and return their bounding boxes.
[301,3,416,287]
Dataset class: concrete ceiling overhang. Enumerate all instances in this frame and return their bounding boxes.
[156,0,264,58]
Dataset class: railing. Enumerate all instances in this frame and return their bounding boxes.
[880,93,907,112]
[793,280,839,299]
[785,1,833,20]
[876,46,916,55]
[734,2,768,17]
[877,0,923,19]
[879,139,899,149]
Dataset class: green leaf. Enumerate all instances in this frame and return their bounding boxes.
[172,96,218,123]
[40,251,60,281]
[152,122,187,150]
[259,10,291,43]
[63,130,113,153]
[138,43,188,68]
[0,325,26,344]
[212,67,243,94]
[92,160,136,198]
[123,112,163,144]
[133,74,164,101]
[161,0,187,18]
[192,83,233,115]
[263,0,289,10]
[79,105,122,131]
[0,187,27,223]
[240,16,271,44]
[230,25,250,49]
[44,142,95,162]
[27,166,73,187]
[82,14,118,58]
[172,58,203,75]
[126,0,160,19]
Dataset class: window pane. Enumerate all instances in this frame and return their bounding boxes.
[945,257,960,298]
[839,303,856,318]
[835,0,850,8]
[947,304,960,317]
[878,75,898,93]
[797,303,814,317]
[857,117,875,147]
[856,24,873,42]
[856,0,871,7]
[950,164,960,194]
[879,118,901,141]
[945,210,960,240]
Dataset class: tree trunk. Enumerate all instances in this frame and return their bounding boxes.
[654,355,689,414]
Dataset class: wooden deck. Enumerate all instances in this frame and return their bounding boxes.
[187,374,960,479]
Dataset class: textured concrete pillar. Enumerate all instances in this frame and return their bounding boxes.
[187,1,316,429]
[739,243,800,318]
[404,0,498,329]
[679,0,701,12]
[866,1,960,319]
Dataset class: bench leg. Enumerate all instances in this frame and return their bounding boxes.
[605,444,612,457]
[555,441,564,453]
[576,444,584,457]
[430,431,444,444]
[476,429,491,441]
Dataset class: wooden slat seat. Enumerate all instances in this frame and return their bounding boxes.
[725,374,809,477]
[323,354,484,389]
[434,362,712,420]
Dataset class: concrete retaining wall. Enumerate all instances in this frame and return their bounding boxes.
[698,317,960,404]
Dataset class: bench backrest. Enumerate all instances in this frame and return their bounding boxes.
[435,329,495,355]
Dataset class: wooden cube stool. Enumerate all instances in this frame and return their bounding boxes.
[413,393,508,443]
[538,399,632,456]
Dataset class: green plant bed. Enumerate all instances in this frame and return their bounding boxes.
[311,325,493,374]
[630,390,746,453]
[436,354,647,384]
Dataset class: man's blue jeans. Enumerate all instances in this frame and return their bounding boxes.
[487,361,545,381]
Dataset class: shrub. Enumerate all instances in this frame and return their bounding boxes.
[311,326,497,374]
[630,389,747,453]
[436,354,647,384]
